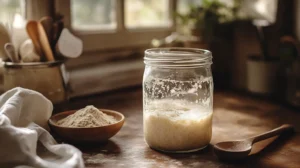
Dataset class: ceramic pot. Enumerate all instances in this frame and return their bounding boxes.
[3,61,69,103]
[246,56,280,94]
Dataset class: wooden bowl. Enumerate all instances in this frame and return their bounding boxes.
[48,109,125,143]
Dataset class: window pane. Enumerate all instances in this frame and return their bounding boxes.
[125,0,170,28]
[239,0,278,23]
[177,0,202,14]
[0,0,25,26]
[71,0,116,30]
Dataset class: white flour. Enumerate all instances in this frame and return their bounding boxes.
[144,99,212,151]
[57,105,117,127]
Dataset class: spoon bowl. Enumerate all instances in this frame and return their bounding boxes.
[213,124,293,160]
[213,140,252,160]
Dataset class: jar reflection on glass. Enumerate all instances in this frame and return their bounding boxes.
[143,48,213,153]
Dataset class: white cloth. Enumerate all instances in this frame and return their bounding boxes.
[0,87,84,168]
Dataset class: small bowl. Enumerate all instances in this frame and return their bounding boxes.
[48,109,125,143]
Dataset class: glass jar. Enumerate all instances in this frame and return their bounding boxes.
[143,48,213,153]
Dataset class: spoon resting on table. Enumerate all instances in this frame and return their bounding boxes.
[213,124,294,160]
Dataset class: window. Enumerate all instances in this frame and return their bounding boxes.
[59,0,269,52]
[125,0,170,28]
[0,0,25,26]
[238,0,278,23]
[56,0,175,51]
[177,0,202,15]
[71,0,116,31]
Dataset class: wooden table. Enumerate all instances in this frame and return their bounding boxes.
[54,87,300,168]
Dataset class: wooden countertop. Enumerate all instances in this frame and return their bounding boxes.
[54,87,300,168]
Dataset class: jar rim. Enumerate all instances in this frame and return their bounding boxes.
[3,60,63,69]
[144,48,212,67]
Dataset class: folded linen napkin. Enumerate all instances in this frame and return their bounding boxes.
[0,87,84,168]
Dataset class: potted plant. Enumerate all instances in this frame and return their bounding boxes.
[175,0,242,87]
[175,0,241,45]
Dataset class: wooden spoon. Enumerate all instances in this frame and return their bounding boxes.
[26,21,44,57]
[52,20,64,48]
[213,124,294,160]
[40,16,53,44]
[37,21,55,61]
[4,43,19,63]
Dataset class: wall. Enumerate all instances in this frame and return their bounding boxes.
[232,22,261,90]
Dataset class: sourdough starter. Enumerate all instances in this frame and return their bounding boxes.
[144,99,212,152]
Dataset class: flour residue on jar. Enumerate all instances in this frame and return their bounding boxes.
[144,76,213,106]
[144,99,213,151]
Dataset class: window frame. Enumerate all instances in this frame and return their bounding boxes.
[55,0,176,52]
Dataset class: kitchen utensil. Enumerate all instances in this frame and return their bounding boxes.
[40,16,53,44]
[213,124,294,160]
[48,109,125,143]
[56,28,83,58]
[253,19,270,61]
[54,13,64,22]
[26,21,44,57]
[37,22,55,61]
[52,20,64,48]
[0,23,11,60]
[4,43,19,62]
[19,39,40,62]
[11,14,28,58]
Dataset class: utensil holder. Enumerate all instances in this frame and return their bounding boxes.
[3,61,68,103]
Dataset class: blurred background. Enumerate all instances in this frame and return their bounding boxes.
[0,0,300,107]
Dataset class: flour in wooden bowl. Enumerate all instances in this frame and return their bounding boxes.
[57,105,117,127]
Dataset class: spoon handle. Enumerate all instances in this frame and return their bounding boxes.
[251,124,294,144]
[4,43,19,63]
